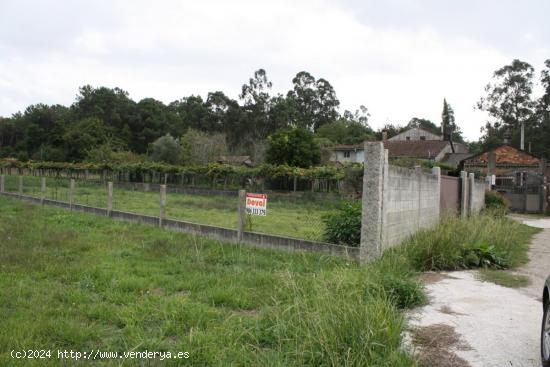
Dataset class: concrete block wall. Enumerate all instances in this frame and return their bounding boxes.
[359,142,489,263]
[360,142,441,262]
[383,165,440,248]
[470,179,487,215]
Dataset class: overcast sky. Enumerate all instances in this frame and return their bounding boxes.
[1,0,548,141]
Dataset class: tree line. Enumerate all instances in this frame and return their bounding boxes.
[0,70,370,165]
[476,58,550,158]
[1,60,547,168]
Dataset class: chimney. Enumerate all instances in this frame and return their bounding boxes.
[382,131,388,141]
[520,122,525,150]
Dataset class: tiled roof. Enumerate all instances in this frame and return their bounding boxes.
[463,145,540,165]
[331,141,467,159]
[217,155,253,166]
[382,140,450,159]
[331,144,363,151]
[441,153,474,167]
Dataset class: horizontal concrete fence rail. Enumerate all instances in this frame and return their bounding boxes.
[0,191,359,261]
[1,146,488,264]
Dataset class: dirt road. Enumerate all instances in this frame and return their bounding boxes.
[407,217,550,367]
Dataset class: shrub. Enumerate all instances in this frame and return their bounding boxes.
[485,190,508,210]
[462,242,509,269]
[322,201,361,246]
[149,134,180,164]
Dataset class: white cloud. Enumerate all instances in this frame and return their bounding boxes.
[0,0,546,140]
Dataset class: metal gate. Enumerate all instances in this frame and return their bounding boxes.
[493,171,547,213]
[440,175,461,215]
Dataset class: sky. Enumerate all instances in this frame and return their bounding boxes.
[0,0,548,141]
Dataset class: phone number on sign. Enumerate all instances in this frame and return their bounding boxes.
[246,207,266,216]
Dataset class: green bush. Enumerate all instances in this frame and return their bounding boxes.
[485,190,508,209]
[322,201,362,246]
[462,242,509,269]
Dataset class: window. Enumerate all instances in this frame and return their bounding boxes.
[343,151,351,158]
[406,136,410,141]
[420,136,426,140]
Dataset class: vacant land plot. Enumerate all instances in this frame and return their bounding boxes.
[0,197,417,366]
[2,175,339,241]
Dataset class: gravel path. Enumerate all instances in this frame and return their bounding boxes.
[407,218,550,367]
[513,216,550,299]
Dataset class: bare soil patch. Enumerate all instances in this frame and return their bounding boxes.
[417,272,456,284]
[412,324,471,367]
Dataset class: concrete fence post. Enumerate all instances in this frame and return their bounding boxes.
[18,175,23,194]
[159,184,166,227]
[432,166,441,217]
[40,177,46,205]
[69,179,75,210]
[0,175,4,193]
[107,182,113,216]
[360,142,386,263]
[468,173,475,216]
[237,189,246,242]
[460,171,468,218]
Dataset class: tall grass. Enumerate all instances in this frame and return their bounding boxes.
[0,197,419,366]
[399,210,539,271]
[0,196,538,366]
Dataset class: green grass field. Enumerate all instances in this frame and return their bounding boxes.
[2,175,340,241]
[0,197,418,366]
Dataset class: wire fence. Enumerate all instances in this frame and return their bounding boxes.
[1,174,348,242]
[74,180,108,209]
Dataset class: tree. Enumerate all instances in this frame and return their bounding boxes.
[63,117,109,161]
[72,85,139,147]
[134,98,172,153]
[180,129,228,165]
[315,119,374,145]
[540,59,550,116]
[149,134,180,164]
[265,128,320,167]
[530,59,550,158]
[343,105,371,127]
[407,117,440,136]
[287,71,340,130]
[375,123,406,140]
[477,59,535,149]
[440,99,465,143]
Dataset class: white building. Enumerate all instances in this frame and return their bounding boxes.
[388,127,442,141]
[330,128,469,165]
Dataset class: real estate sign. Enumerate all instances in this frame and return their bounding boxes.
[246,193,267,216]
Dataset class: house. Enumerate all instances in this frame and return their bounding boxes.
[389,127,442,141]
[461,143,548,213]
[330,144,365,164]
[217,155,253,167]
[462,144,544,177]
[330,140,468,164]
[330,127,469,164]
